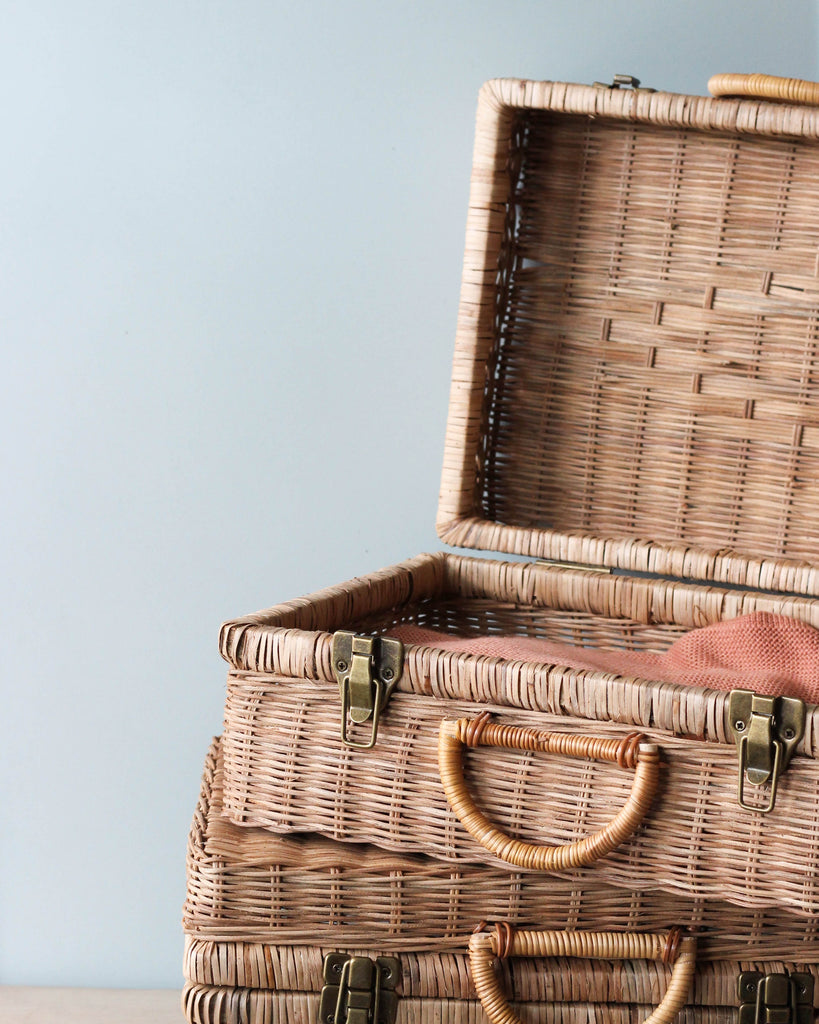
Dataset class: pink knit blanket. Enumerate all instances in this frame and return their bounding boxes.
[390,612,819,702]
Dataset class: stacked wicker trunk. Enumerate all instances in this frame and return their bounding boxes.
[184,74,819,1023]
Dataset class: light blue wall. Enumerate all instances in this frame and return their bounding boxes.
[2,0,816,990]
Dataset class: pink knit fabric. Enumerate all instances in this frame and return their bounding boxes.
[390,612,819,702]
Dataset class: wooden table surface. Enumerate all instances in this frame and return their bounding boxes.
[0,987,183,1022]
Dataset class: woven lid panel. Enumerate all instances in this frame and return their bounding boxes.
[438,80,819,593]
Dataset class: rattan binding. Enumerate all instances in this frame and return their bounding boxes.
[438,716,660,870]
[468,926,697,1024]
[709,73,819,105]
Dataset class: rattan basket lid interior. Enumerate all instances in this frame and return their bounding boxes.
[437,79,819,596]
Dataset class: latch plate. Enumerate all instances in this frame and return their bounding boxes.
[738,971,814,1024]
[332,632,404,749]
[729,690,806,814]
[320,953,400,1024]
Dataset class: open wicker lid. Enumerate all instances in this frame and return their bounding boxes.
[437,79,819,595]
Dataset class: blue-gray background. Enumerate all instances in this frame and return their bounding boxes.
[2,0,817,990]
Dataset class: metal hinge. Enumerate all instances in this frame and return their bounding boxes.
[319,953,399,1024]
[729,690,806,814]
[332,631,404,749]
[592,74,655,93]
[738,971,814,1024]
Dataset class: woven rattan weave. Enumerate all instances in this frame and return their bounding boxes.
[187,740,819,958]
[219,553,819,914]
[183,741,819,1023]
[437,80,819,594]
[184,935,819,1004]
[181,986,744,1024]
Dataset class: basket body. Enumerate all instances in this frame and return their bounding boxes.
[183,741,819,1023]
[180,984,766,1024]
[220,551,819,916]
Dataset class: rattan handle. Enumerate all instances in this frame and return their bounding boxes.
[469,925,697,1024]
[708,73,819,105]
[438,714,659,870]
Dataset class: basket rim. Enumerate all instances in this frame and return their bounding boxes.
[218,551,819,756]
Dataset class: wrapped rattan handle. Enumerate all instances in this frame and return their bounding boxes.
[469,924,697,1024]
[708,73,819,105]
[438,714,659,869]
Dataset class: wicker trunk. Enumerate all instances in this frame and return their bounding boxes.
[185,75,819,1023]
[183,740,818,1024]
[220,552,819,915]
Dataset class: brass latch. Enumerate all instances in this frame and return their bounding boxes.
[332,631,404,749]
[738,971,814,1024]
[729,690,806,813]
[319,953,399,1024]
